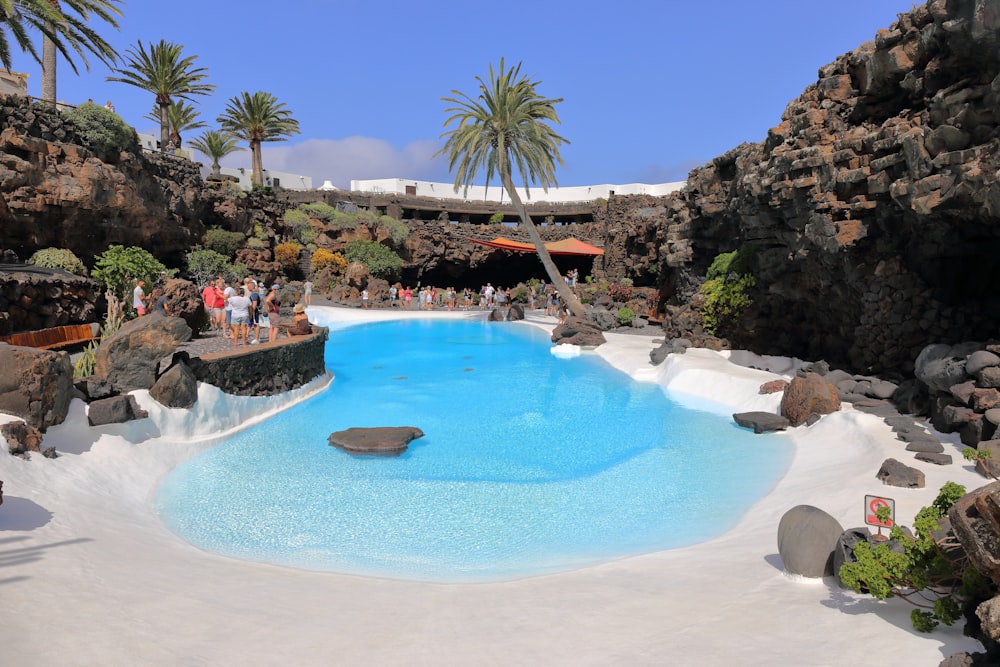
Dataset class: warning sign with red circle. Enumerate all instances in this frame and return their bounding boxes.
[865,495,895,528]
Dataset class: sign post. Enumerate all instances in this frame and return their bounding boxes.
[865,495,895,540]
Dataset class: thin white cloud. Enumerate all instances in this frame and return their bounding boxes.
[214,136,450,189]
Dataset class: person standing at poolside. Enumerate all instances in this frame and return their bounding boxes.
[265,284,281,342]
[222,279,236,338]
[247,279,262,343]
[211,279,227,332]
[255,283,270,342]
[361,288,369,309]
[132,279,147,317]
[228,287,252,346]
[404,286,412,310]
[303,279,313,306]
[201,282,218,330]
[389,285,397,308]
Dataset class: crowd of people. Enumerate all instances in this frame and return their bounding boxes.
[131,275,315,348]
[132,268,581,348]
[196,276,315,346]
[383,279,572,322]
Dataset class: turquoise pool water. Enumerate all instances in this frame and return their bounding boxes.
[154,318,791,582]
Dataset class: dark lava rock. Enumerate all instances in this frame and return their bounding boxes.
[328,426,424,456]
[733,411,790,434]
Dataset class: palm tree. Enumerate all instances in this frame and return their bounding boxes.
[144,99,205,150]
[437,58,585,318]
[0,0,119,100]
[217,90,300,187]
[40,0,122,104]
[106,39,214,151]
[188,129,242,178]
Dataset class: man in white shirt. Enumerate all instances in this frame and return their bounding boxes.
[132,280,147,317]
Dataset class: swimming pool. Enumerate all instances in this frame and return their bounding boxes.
[154,318,792,582]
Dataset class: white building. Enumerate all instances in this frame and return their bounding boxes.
[349,177,686,203]
[215,166,313,191]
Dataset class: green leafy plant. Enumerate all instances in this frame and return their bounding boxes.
[92,245,167,304]
[202,227,245,258]
[28,248,87,276]
[64,101,136,162]
[299,202,338,222]
[185,248,232,287]
[510,286,529,303]
[620,277,633,288]
[343,239,403,281]
[283,208,309,227]
[282,208,315,245]
[699,247,757,335]
[616,306,635,326]
[377,215,410,245]
[74,293,126,379]
[489,211,504,225]
[838,482,995,632]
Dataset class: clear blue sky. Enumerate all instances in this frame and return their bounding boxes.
[30,0,916,189]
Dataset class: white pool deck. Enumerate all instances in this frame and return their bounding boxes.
[0,306,987,666]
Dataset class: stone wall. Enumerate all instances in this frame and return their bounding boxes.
[602,0,1000,376]
[185,328,329,396]
[0,265,99,335]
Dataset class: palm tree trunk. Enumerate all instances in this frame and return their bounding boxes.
[41,31,56,103]
[159,102,170,151]
[499,169,586,319]
[251,139,264,186]
[42,0,61,103]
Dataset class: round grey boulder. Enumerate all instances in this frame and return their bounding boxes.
[777,505,845,578]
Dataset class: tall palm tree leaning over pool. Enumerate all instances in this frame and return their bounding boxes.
[188,129,243,179]
[40,0,122,104]
[106,39,214,152]
[436,58,586,319]
[218,91,300,188]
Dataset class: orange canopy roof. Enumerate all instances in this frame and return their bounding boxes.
[468,236,604,256]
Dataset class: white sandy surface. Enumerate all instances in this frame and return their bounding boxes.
[0,307,987,666]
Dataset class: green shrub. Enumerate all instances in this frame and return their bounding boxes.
[300,202,338,222]
[283,209,315,245]
[246,237,267,250]
[226,181,246,198]
[186,248,232,287]
[328,211,360,230]
[839,482,995,632]
[616,307,635,326]
[203,227,245,257]
[489,211,504,224]
[377,215,410,245]
[511,286,529,303]
[28,248,87,276]
[92,245,167,304]
[620,277,633,288]
[344,239,403,281]
[699,247,757,335]
[64,102,136,162]
[283,209,309,227]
